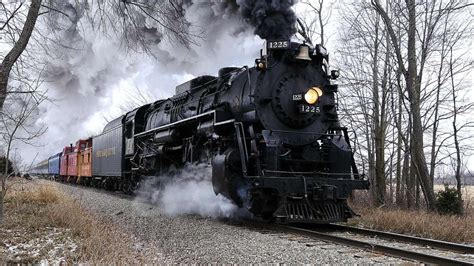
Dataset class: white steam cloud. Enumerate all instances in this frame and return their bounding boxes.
[139,164,241,219]
[16,1,262,165]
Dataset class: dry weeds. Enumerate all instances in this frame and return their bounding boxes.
[348,207,474,243]
[0,180,150,264]
[348,188,474,244]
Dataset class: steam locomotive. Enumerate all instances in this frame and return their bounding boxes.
[33,40,369,223]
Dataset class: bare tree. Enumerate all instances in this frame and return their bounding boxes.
[120,86,155,112]
[336,2,393,206]
[371,0,455,210]
[446,43,474,212]
[336,0,473,210]
[423,6,472,191]
[42,1,199,55]
[296,0,332,46]
[0,91,47,224]
[449,46,462,211]
[1,0,200,114]
[0,0,42,111]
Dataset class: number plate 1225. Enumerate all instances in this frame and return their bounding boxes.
[268,40,289,49]
[299,104,320,113]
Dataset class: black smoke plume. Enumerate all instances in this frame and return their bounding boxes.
[237,0,297,40]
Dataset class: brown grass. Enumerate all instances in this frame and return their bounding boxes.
[348,208,474,243]
[348,189,474,243]
[9,186,60,205]
[2,182,149,263]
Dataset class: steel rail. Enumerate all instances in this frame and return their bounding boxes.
[276,225,472,266]
[328,224,474,254]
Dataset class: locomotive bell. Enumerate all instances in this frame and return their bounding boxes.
[295,45,312,61]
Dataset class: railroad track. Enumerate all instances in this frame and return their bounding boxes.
[327,224,474,254]
[275,224,473,265]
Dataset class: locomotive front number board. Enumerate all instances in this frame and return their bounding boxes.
[267,40,289,49]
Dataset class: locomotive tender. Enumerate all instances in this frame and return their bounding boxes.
[32,40,369,223]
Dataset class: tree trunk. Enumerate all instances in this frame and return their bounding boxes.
[453,121,462,211]
[405,0,436,210]
[4,141,12,177]
[0,0,42,111]
[395,139,402,205]
[429,32,446,188]
[317,0,325,45]
[0,130,14,225]
[450,47,463,213]
[408,91,436,210]
[415,175,420,209]
[402,137,411,208]
[0,187,4,224]
[389,147,393,203]
[365,116,375,204]
[0,171,5,224]
[371,14,387,207]
[367,132,376,204]
[372,0,436,211]
[379,21,390,204]
[407,147,416,209]
[395,86,403,206]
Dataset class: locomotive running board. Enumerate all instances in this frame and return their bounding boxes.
[135,109,234,138]
[135,110,215,137]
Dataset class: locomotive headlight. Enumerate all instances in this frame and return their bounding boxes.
[304,87,323,104]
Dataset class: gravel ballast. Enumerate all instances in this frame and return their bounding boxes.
[52,181,406,264]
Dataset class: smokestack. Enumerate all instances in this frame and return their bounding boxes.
[237,0,297,40]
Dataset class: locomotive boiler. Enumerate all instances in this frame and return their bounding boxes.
[127,40,370,223]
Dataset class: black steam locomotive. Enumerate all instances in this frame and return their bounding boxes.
[116,40,368,223]
[35,40,369,223]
